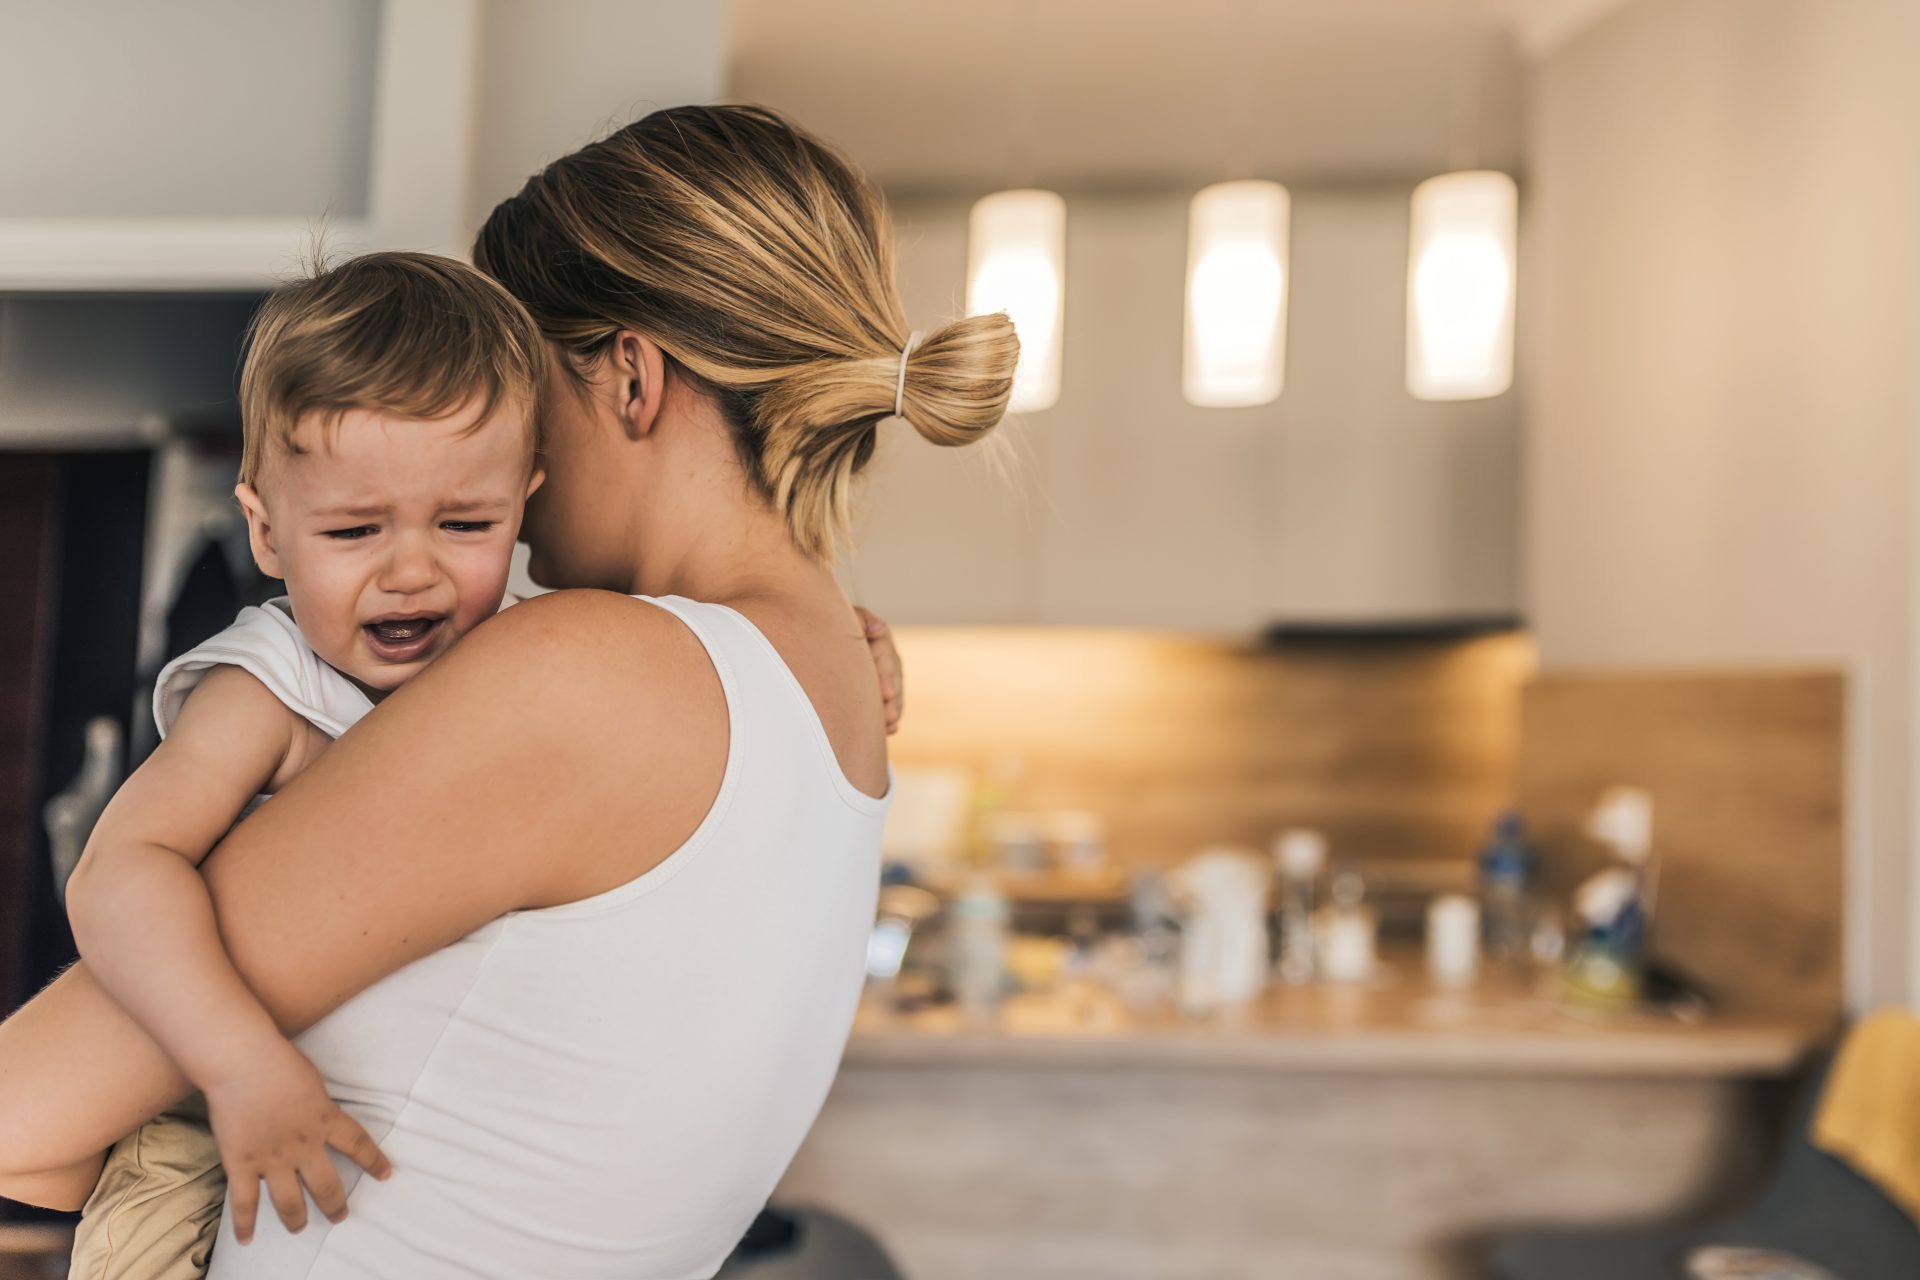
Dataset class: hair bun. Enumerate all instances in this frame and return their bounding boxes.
[898,313,1019,447]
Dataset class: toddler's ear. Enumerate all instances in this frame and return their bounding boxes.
[525,469,546,500]
[233,483,285,580]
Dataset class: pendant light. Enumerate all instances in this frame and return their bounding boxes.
[968,187,1066,415]
[1183,180,1290,407]
[966,2,1063,415]
[1406,170,1516,400]
[1407,8,1515,402]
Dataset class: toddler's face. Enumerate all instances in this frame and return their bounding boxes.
[236,399,541,696]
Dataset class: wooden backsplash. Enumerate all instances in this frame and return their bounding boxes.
[1517,670,1846,1020]
[887,628,1534,871]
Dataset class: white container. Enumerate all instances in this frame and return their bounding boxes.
[1168,847,1271,1015]
[1315,869,1378,984]
[1427,893,1481,988]
[987,811,1047,873]
[1046,810,1108,872]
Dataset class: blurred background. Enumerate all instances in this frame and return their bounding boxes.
[2,2,1917,1277]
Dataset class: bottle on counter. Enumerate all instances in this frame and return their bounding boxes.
[1271,829,1326,985]
[1315,865,1378,984]
[949,874,1009,1025]
[1477,811,1536,966]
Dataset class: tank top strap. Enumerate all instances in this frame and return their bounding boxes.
[637,595,891,816]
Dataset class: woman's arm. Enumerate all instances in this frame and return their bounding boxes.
[0,591,723,1202]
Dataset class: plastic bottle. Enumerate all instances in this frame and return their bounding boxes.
[1271,830,1326,985]
[949,876,1009,1024]
[1477,811,1535,966]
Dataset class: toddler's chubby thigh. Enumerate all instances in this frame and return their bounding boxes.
[70,1093,226,1280]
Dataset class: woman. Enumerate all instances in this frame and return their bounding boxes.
[0,104,1015,1277]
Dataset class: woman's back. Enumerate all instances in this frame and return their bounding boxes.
[206,597,888,1280]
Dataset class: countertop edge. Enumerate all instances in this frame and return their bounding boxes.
[841,1025,1826,1077]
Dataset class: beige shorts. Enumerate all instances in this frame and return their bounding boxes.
[69,1094,225,1280]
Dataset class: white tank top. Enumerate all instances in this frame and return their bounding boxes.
[191,595,888,1280]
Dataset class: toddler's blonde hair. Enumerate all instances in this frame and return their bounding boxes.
[239,251,548,486]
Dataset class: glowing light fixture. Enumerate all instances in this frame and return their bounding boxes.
[1406,170,1517,401]
[967,188,1065,414]
[1183,180,1290,408]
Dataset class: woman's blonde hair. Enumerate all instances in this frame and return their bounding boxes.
[474,103,1017,559]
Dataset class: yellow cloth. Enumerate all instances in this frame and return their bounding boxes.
[1811,1009,1920,1222]
[69,1094,225,1280]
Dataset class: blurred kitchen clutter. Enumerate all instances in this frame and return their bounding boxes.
[871,763,1692,1026]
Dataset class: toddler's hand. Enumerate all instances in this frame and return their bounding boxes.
[204,1038,392,1244]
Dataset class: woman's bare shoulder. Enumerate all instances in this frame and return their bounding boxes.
[419,589,726,905]
[446,590,712,706]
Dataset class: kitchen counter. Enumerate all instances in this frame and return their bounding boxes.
[784,964,1830,1279]
[846,966,1827,1077]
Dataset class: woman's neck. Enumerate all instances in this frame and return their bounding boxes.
[625,504,821,605]
[594,383,846,611]
[622,441,829,607]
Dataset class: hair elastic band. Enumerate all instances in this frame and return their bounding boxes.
[894,331,922,418]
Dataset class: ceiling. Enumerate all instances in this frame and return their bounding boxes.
[728,0,1629,194]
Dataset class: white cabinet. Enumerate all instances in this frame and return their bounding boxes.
[0,0,478,290]
[0,0,730,291]
[845,186,1521,631]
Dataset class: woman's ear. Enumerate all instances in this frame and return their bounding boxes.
[609,332,669,442]
[233,483,285,580]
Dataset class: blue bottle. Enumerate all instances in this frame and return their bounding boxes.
[1478,811,1534,966]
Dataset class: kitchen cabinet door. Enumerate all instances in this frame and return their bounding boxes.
[842,206,1042,624]
[1264,190,1520,626]
[845,188,1519,631]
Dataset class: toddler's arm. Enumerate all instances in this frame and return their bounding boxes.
[64,665,387,1240]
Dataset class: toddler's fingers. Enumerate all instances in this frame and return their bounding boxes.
[330,1111,392,1181]
[230,1172,260,1245]
[267,1168,309,1234]
[301,1156,350,1225]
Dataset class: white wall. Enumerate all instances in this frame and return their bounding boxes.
[1525,0,1920,1006]
[466,0,728,239]
[846,186,1521,628]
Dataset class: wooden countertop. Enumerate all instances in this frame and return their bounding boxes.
[846,964,1831,1078]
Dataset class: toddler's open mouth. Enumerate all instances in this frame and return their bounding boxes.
[362,614,446,664]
